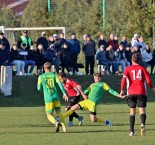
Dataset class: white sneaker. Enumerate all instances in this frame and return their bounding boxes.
[76,71,83,76]
[129,132,134,136]
[69,71,73,75]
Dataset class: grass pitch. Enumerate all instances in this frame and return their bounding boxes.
[0,104,155,145]
[0,75,155,145]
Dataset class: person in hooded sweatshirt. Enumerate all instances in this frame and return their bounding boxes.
[10,44,25,75]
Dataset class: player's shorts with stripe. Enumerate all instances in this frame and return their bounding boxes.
[66,95,80,108]
[127,95,147,108]
[78,99,97,115]
[45,101,61,113]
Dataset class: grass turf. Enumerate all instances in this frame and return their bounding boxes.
[0,75,155,145]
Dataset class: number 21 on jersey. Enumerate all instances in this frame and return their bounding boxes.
[131,69,142,80]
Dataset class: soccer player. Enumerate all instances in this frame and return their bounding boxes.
[120,53,155,136]
[63,73,123,125]
[58,72,84,126]
[37,62,68,133]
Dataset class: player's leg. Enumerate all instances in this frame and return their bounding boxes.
[127,95,137,136]
[63,104,81,118]
[138,95,147,136]
[45,102,60,132]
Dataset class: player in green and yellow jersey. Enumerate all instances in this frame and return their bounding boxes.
[63,73,124,125]
[37,62,68,133]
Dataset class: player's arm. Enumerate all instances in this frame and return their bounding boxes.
[37,76,43,92]
[56,75,68,100]
[71,81,88,100]
[120,69,128,96]
[104,83,124,98]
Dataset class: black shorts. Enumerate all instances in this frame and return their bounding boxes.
[127,95,147,108]
[66,95,80,108]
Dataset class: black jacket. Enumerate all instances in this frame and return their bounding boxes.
[10,49,20,61]
[0,37,10,52]
[0,49,10,63]
[36,36,49,52]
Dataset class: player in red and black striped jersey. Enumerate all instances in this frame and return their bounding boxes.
[120,53,155,136]
[58,72,84,126]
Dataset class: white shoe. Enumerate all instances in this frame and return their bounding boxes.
[140,124,145,136]
[76,71,83,76]
[129,132,134,136]
[69,71,73,75]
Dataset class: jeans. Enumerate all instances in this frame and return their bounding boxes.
[99,60,111,73]
[116,59,126,73]
[107,60,118,73]
[12,60,25,75]
[22,60,35,73]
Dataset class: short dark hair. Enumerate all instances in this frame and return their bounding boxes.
[43,62,51,70]
[58,72,66,78]
[132,53,139,63]
[0,32,4,35]
[93,73,101,78]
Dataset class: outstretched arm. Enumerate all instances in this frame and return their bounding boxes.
[76,85,88,100]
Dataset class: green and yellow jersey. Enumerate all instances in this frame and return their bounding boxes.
[84,81,119,104]
[37,72,66,103]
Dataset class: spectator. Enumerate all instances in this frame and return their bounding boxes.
[98,34,108,49]
[36,44,45,75]
[59,32,67,47]
[132,46,145,67]
[17,30,33,51]
[82,34,96,75]
[0,32,10,52]
[96,45,111,74]
[125,46,132,65]
[142,45,155,75]
[28,45,40,75]
[115,44,130,73]
[83,34,88,42]
[113,34,119,51]
[10,44,25,75]
[108,33,115,49]
[60,42,82,75]
[131,34,139,47]
[0,43,11,66]
[106,45,119,74]
[138,36,146,52]
[44,44,60,73]
[18,43,35,75]
[48,36,54,45]
[120,35,128,49]
[36,31,49,52]
[68,33,81,73]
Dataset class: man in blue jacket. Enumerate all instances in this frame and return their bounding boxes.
[68,33,82,75]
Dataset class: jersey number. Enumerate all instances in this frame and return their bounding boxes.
[131,69,142,80]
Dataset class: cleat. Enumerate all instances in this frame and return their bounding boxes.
[55,122,60,133]
[67,121,74,127]
[78,116,83,126]
[61,122,67,132]
[129,132,134,136]
[140,124,145,136]
[105,119,112,126]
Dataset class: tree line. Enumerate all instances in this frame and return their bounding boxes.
[0,0,154,45]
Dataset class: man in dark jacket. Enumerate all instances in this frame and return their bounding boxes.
[36,31,49,52]
[98,34,108,49]
[68,33,81,73]
[82,34,96,75]
[0,43,11,66]
[0,32,10,52]
[44,44,60,73]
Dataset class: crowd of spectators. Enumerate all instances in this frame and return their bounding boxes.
[0,31,155,76]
